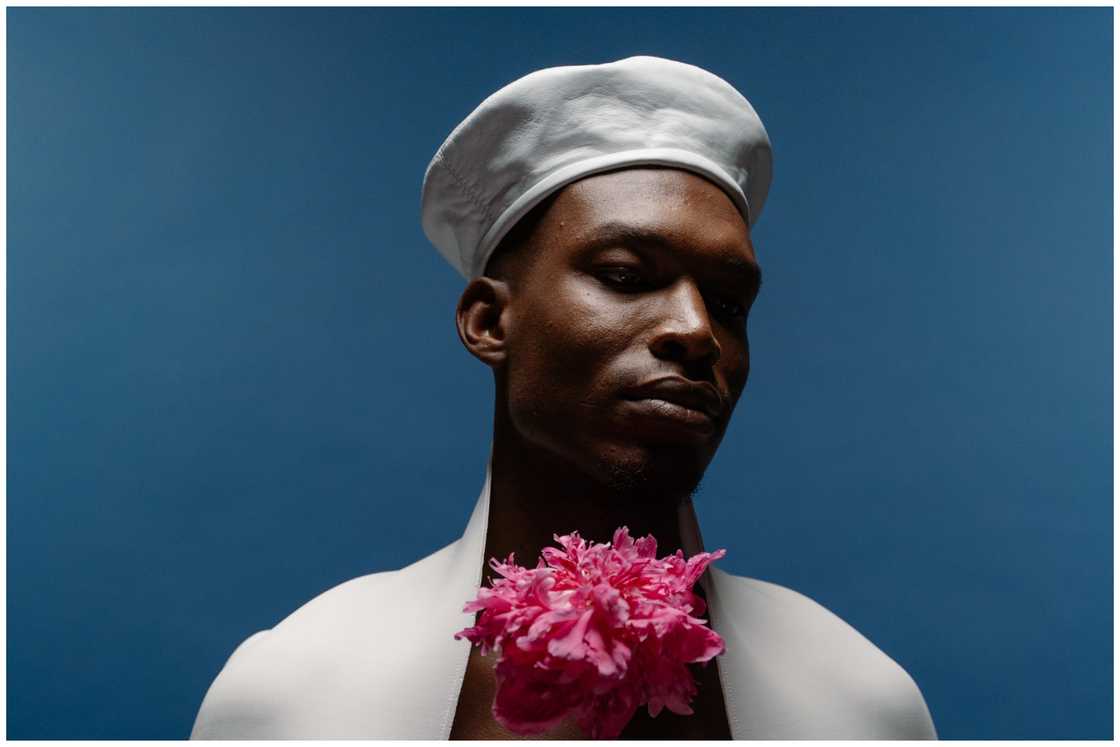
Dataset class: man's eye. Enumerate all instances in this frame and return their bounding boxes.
[599,268,646,288]
[712,297,748,320]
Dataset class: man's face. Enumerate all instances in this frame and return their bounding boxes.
[495,167,761,500]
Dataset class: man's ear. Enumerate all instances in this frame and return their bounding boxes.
[455,277,513,368]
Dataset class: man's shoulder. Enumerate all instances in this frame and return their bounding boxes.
[191,541,461,739]
[715,568,903,664]
[713,569,937,739]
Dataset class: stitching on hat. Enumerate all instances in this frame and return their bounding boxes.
[439,153,492,218]
[437,152,496,271]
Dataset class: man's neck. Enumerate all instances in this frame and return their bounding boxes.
[481,427,692,585]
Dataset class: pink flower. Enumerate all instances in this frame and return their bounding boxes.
[454,528,727,739]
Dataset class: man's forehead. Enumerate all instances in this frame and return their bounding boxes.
[568,220,756,267]
[546,168,754,259]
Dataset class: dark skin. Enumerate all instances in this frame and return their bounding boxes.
[449,167,762,740]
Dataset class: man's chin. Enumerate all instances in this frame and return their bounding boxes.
[594,442,709,508]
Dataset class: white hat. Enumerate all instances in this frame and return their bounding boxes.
[420,55,773,280]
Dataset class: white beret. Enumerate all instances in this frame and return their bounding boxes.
[420,55,773,280]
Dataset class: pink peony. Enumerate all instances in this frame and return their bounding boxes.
[454,528,727,739]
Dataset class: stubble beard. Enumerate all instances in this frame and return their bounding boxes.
[597,444,708,511]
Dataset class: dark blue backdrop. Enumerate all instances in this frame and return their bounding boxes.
[8,7,1112,739]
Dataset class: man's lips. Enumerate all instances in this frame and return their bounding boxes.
[620,377,725,421]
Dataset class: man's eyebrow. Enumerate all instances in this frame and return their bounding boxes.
[586,221,762,293]
[585,221,678,254]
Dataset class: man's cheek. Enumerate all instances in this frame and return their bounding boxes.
[558,288,628,339]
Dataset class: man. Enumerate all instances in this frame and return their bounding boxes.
[191,55,938,740]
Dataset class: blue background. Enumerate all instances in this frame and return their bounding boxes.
[8,7,1112,739]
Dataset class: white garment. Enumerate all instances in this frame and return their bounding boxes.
[191,452,937,739]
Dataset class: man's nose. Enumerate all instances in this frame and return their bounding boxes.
[648,279,722,367]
